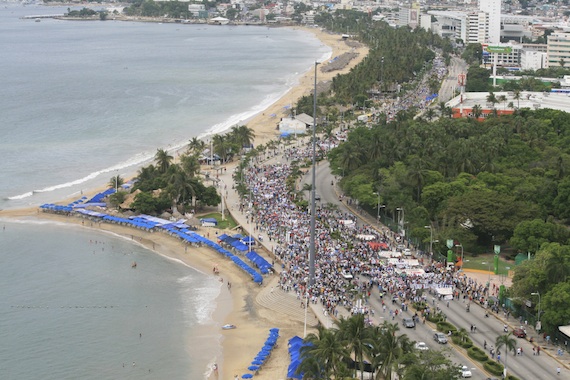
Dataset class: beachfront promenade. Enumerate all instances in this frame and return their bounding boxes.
[214,142,350,330]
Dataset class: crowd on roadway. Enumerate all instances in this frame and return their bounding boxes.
[236,142,497,324]
[379,54,448,121]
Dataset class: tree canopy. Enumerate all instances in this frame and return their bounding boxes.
[298,315,460,380]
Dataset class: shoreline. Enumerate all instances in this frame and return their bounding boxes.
[0,27,368,380]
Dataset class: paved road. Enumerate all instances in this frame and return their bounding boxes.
[438,56,468,104]
[301,160,568,379]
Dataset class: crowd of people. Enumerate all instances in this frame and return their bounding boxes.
[235,141,496,324]
[379,53,449,121]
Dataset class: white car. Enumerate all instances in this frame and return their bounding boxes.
[415,342,429,351]
[403,248,412,256]
[460,365,472,378]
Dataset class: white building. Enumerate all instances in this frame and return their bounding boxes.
[547,32,570,68]
[188,4,206,17]
[520,48,548,71]
[467,11,488,44]
[479,0,501,43]
[428,11,467,42]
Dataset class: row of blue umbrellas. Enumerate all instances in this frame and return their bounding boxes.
[245,250,273,274]
[287,336,311,379]
[87,188,116,203]
[242,328,280,379]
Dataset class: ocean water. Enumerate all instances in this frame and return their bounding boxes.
[0,4,331,379]
[0,220,221,380]
[0,3,330,210]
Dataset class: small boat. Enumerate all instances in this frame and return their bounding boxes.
[222,324,236,330]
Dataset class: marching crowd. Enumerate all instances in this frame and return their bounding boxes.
[236,142,496,323]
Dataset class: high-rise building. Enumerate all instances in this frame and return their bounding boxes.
[547,32,570,68]
[467,11,488,44]
[479,0,501,44]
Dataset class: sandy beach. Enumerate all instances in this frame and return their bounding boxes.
[0,27,368,380]
[242,26,368,146]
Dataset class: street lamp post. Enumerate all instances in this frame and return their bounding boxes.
[380,56,384,91]
[531,292,541,331]
[373,192,385,224]
[455,244,464,271]
[306,61,319,338]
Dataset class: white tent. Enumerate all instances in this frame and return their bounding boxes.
[356,234,376,241]
[278,117,307,135]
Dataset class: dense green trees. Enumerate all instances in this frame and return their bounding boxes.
[123,0,193,18]
[508,241,570,333]
[329,109,570,254]
[298,315,460,379]
[126,149,220,214]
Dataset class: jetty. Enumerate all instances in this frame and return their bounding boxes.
[22,14,64,19]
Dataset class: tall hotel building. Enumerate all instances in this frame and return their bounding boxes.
[479,0,501,44]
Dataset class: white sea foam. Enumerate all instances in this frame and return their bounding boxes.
[7,150,157,201]
[178,275,221,325]
[7,191,33,200]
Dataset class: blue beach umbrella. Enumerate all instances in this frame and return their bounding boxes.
[242,374,253,379]
[248,365,259,371]
[252,360,263,365]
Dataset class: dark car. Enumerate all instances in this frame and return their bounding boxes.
[403,318,415,328]
[513,328,527,338]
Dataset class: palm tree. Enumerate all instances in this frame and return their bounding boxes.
[231,125,256,151]
[335,314,373,380]
[471,104,483,120]
[438,101,447,117]
[155,148,173,173]
[167,166,196,206]
[180,154,201,178]
[495,332,516,378]
[487,92,498,110]
[456,327,469,344]
[338,144,363,173]
[187,137,205,155]
[513,90,521,109]
[498,94,507,110]
[212,134,232,163]
[370,321,412,380]
[109,174,124,191]
[302,183,313,199]
[301,325,349,379]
